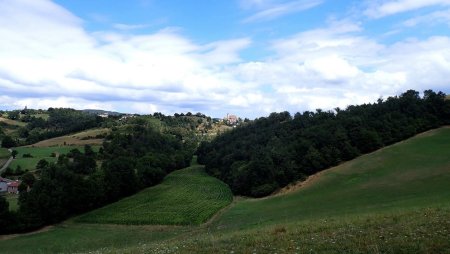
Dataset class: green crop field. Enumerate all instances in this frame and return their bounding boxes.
[9,146,100,171]
[1,127,449,253]
[76,164,233,225]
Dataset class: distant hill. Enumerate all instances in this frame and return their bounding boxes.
[82,109,123,116]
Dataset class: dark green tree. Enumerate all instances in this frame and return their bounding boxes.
[1,136,16,148]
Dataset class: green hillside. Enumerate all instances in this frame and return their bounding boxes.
[0,117,26,127]
[76,164,233,225]
[1,127,449,253]
[9,146,100,171]
[214,127,450,231]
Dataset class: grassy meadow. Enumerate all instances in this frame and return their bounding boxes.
[76,164,233,225]
[0,148,10,159]
[213,127,450,232]
[28,128,109,147]
[30,113,49,120]
[4,193,19,211]
[0,117,26,127]
[0,127,449,253]
[9,146,100,171]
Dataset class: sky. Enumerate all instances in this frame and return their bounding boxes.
[0,0,449,118]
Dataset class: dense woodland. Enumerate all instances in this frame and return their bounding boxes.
[0,124,194,234]
[197,90,450,197]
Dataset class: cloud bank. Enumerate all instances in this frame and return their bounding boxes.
[0,0,449,118]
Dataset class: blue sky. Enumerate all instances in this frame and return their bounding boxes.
[0,0,449,118]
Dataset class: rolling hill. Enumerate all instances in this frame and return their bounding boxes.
[0,127,449,253]
[76,163,233,225]
[25,128,110,147]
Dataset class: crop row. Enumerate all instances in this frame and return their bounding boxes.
[76,165,233,225]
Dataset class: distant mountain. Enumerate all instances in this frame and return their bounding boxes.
[82,109,124,116]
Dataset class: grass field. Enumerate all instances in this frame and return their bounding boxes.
[9,146,100,171]
[4,193,19,211]
[0,127,449,253]
[28,128,109,147]
[76,164,233,225]
[0,148,10,158]
[30,113,49,120]
[0,117,26,127]
[212,127,450,232]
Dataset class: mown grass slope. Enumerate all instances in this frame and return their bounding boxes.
[27,128,109,147]
[0,117,26,127]
[10,146,100,171]
[213,127,450,231]
[1,127,449,254]
[76,164,233,225]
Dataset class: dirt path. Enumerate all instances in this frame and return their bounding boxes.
[0,225,54,240]
[203,198,237,227]
[0,149,13,173]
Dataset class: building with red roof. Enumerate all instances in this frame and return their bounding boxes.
[7,180,20,194]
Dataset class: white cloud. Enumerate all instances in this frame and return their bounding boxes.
[0,0,449,118]
[402,9,450,27]
[233,20,450,113]
[365,0,450,18]
[242,0,323,23]
[0,95,115,112]
[0,0,260,116]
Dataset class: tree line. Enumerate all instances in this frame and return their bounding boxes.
[0,124,194,234]
[18,108,104,144]
[197,90,450,197]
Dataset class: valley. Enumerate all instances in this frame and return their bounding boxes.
[1,126,449,253]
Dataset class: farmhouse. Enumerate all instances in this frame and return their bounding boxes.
[7,180,20,194]
[225,114,238,125]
